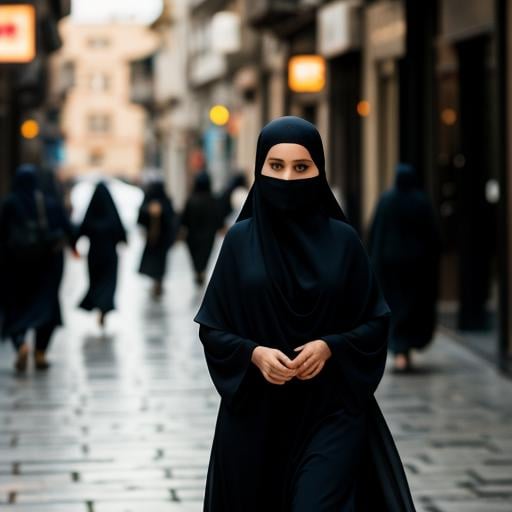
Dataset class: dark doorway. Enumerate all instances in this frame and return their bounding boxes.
[328,52,362,232]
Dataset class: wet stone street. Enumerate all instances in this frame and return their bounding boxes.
[1,235,512,512]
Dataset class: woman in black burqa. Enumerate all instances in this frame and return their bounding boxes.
[138,181,176,298]
[181,171,224,285]
[368,163,440,373]
[0,165,73,372]
[76,182,126,327]
[194,117,416,511]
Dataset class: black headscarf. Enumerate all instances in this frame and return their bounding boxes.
[237,116,346,222]
[235,116,349,317]
[80,182,126,242]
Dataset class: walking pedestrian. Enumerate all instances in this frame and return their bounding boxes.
[368,163,440,373]
[195,117,415,511]
[137,180,176,298]
[75,182,127,327]
[0,165,73,373]
[181,172,224,286]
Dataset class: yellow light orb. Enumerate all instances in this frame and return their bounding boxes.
[209,105,230,126]
[21,119,39,139]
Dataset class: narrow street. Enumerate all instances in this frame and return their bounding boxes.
[1,234,511,512]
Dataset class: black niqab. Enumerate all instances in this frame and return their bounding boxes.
[194,117,416,511]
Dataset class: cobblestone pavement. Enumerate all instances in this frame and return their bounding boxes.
[1,235,511,512]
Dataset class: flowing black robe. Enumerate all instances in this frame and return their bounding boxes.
[0,168,72,339]
[181,173,223,275]
[196,221,415,511]
[138,184,176,280]
[195,116,416,512]
[368,166,440,354]
[76,183,126,314]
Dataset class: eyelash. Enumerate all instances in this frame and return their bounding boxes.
[270,163,309,172]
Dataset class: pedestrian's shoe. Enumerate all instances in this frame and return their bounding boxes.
[98,311,106,328]
[34,350,51,371]
[152,281,163,299]
[15,344,29,373]
[392,353,413,374]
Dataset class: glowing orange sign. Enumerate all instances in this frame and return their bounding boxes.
[0,5,36,63]
[288,55,326,93]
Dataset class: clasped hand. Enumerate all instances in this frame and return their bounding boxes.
[251,340,332,385]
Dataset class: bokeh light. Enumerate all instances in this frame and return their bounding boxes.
[209,105,230,126]
[20,119,39,139]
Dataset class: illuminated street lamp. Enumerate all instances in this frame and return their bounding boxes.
[288,55,326,93]
[20,119,39,139]
[0,4,36,63]
[209,104,230,126]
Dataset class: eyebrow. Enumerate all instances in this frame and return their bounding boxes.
[267,157,314,163]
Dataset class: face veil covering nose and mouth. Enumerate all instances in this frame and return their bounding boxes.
[257,174,323,213]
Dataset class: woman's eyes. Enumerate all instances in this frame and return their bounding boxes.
[269,162,309,172]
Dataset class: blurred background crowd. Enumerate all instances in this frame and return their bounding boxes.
[0,0,511,376]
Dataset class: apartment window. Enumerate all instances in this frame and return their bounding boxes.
[61,61,75,88]
[87,113,111,133]
[89,72,111,92]
[87,37,110,49]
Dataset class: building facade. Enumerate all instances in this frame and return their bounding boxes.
[51,19,158,181]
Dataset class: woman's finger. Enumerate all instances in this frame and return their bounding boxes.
[305,362,324,379]
[296,356,317,376]
[290,349,311,369]
[275,351,295,369]
[266,363,294,379]
[297,361,323,380]
[270,364,295,379]
[264,371,286,385]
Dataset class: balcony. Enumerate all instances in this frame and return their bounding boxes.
[245,0,320,36]
[246,0,298,26]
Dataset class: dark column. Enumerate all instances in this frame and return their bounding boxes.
[399,0,437,189]
[495,0,511,372]
[456,36,496,331]
[328,52,362,231]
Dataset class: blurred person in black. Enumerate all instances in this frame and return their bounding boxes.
[0,164,73,373]
[368,163,440,373]
[137,180,177,298]
[181,171,224,286]
[75,182,127,328]
[195,117,415,512]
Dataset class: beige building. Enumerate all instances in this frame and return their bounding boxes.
[51,19,159,181]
